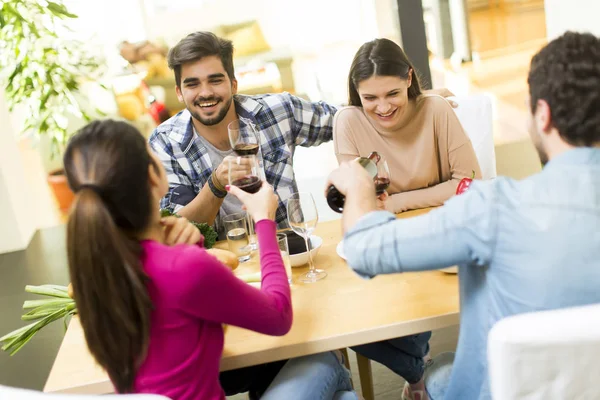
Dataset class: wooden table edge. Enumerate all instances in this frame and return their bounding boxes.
[219,311,459,371]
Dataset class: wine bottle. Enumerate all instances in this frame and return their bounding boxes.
[326,152,380,213]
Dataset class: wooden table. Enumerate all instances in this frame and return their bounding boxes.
[44,208,459,394]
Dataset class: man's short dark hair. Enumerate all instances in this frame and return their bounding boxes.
[167,31,235,87]
[528,31,600,147]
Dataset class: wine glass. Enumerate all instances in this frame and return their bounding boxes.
[228,154,262,249]
[228,118,259,156]
[228,118,266,182]
[374,155,391,196]
[286,192,326,283]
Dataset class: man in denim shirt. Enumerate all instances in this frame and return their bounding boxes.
[326,32,600,400]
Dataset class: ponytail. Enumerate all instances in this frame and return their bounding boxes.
[67,188,152,393]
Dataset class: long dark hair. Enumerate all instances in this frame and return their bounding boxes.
[348,38,422,106]
[63,120,155,393]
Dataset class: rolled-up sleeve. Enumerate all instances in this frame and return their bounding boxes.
[344,181,497,278]
[149,129,195,211]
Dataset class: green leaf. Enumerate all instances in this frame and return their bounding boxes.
[158,209,218,248]
[23,298,73,309]
[1,308,68,355]
[6,62,23,89]
[46,1,78,18]
[0,323,33,343]
[22,305,67,321]
[25,284,69,298]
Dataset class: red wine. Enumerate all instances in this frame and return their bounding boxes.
[233,143,259,156]
[327,151,380,213]
[375,177,390,195]
[232,175,262,194]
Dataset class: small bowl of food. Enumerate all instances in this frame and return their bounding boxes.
[289,235,323,267]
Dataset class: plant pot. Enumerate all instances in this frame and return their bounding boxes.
[47,169,74,213]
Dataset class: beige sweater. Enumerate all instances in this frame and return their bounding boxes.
[333,95,482,212]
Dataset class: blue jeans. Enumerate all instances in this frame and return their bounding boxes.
[424,352,454,400]
[261,351,358,400]
[351,331,432,384]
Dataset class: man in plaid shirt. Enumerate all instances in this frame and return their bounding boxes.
[149,31,337,239]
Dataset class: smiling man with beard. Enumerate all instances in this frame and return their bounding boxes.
[149,31,339,241]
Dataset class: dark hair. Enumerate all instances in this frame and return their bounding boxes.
[168,31,235,87]
[348,38,422,106]
[528,31,600,147]
[63,120,155,393]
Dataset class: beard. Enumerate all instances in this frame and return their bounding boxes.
[534,141,549,166]
[188,95,234,126]
[529,126,549,166]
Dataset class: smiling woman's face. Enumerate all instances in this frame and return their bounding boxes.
[356,73,412,130]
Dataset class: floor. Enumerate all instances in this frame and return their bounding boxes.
[0,4,546,398]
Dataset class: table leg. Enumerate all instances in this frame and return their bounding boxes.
[357,353,375,400]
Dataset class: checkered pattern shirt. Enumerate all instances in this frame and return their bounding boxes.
[149,92,338,231]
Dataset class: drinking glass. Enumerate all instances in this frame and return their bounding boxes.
[228,155,262,249]
[223,212,251,263]
[227,118,260,156]
[374,155,391,196]
[286,192,326,283]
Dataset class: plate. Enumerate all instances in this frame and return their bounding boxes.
[441,266,458,274]
[336,240,346,260]
[289,236,323,267]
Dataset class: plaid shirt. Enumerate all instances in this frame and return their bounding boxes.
[149,92,337,232]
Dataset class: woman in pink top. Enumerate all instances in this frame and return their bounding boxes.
[63,120,356,400]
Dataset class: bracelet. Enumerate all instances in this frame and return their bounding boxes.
[212,170,226,192]
[208,171,227,198]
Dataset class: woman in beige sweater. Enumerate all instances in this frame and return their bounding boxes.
[334,40,481,214]
[333,39,481,400]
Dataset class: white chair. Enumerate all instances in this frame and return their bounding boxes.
[488,303,600,400]
[0,385,169,399]
[451,94,497,180]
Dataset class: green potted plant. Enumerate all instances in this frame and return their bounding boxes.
[0,0,105,213]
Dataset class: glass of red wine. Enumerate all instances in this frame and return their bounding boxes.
[228,154,262,249]
[228,119,259,153]
[374,155,391,196]
[228,118,266,182]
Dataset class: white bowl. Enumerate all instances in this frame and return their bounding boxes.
[336,240,346,260]
[289,236,323,267]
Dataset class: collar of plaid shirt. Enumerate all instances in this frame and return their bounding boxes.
[151,93,337,230]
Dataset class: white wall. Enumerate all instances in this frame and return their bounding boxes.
[545,0,600,39]
[0,93,37,253]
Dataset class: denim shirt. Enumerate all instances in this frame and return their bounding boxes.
[344,148,600,400]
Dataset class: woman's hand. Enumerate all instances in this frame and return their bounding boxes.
[376,191,389,211]
[226,182,279,222]
[423,87,458,108]
[160,216,203,246]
